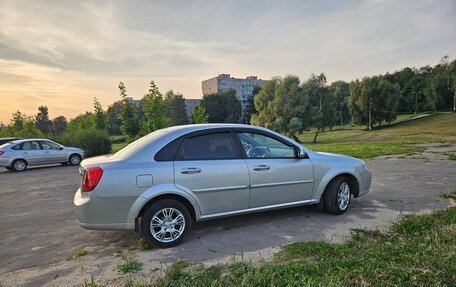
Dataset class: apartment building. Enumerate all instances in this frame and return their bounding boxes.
[201,74,265,122]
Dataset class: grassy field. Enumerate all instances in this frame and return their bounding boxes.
[129,206,454,287]
[299,113,456,158]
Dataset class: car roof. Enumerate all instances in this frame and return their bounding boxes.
[8,138,53,144]
[112,124,306,161]
[157,123,269,134]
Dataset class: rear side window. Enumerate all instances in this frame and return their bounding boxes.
[176,132,239,160]
[11,144,22,150]
[154,136,185,161]
[22,141,41,150]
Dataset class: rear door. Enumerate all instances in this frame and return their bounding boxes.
[174,130,250,215]
[20,141,45,164]
[235,131,314,208]
[40,140,67,163]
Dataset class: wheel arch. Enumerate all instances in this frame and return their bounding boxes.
[11,158,28,166]
[137,193,197,221]
[317,172,360,201]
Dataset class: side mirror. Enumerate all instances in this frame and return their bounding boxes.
[297,147,307,159]
[59,146,64,150]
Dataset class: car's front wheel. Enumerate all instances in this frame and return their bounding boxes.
[141,199,191,248]
[324,176,351,215]
[69,154,81,165]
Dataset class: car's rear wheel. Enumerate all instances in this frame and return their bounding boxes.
[324,176,351,215]
[11,159,27,172]
[69,154,81,165]
[141,199,191,248]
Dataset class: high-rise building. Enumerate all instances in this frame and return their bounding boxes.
[201,74,265,122]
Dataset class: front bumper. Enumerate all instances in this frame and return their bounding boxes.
[357,169,372,197]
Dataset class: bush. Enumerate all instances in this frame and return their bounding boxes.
[60,128,111,157]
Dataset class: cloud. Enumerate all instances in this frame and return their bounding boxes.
[0,0,455,122]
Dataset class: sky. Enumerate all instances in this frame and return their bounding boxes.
[0,0,455,123]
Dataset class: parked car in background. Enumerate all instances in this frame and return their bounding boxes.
[74,124,372,248]
[0,139,85,171]
[0,137,22,146]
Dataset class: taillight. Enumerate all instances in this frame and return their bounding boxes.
[81,167,103,192]
[0,151,4,156]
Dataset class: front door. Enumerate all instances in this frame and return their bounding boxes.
[40,141,67,163]
[235,132,314,208]
[174,131,250,215]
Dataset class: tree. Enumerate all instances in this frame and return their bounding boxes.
[118,82,140,138]
[329,81,350,125]
[35,106,52,134]
[252,74,336,143]
[51,116,67,135]
[93,97,107,131]
[165,90,188,125]
[348,76,399,129]
[201,90,241,123]
[252,75,310,142]
[192,105,209,124]
[302,74,335,142]
[10,111,26,130]
[141,81,170,134]
[244,86,261,124]
[107,101,123,135]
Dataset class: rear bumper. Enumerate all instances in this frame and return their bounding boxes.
[0,158,13,167]
[73,188,135,231]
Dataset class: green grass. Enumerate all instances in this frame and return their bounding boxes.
[67,248,89,260]
[306,142,425,159]
[298,113,456,158]
[152,207,456,287]
[448,154,456,160]
[117,260,143,274]
[111,142,127,153]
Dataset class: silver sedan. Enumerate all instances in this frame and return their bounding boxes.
[0,139,85,171]
[74,124,371,248]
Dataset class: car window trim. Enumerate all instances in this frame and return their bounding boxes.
[174,129,242,161]
[232,128,300,159]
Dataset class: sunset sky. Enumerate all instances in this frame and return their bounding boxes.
[0,0,455,123]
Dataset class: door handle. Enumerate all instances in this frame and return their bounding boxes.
[44,151,50,154]
[181,167,201,174]
[253,165,270,171]
[22,152,28,155]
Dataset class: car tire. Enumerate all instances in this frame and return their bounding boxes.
[141,199,192,248]
[324,176,351,215]
[68,154,81,165]
[11,159,27,172]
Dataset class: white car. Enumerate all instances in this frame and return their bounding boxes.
[0,139,85,171]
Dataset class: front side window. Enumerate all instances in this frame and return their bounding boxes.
[177,133,238,160]
[238,132,296,158]
[22,141,41,150]
[40,141,61,150]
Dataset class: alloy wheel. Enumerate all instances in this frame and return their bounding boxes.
[150,208,186,243]
[337,182,350,210]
